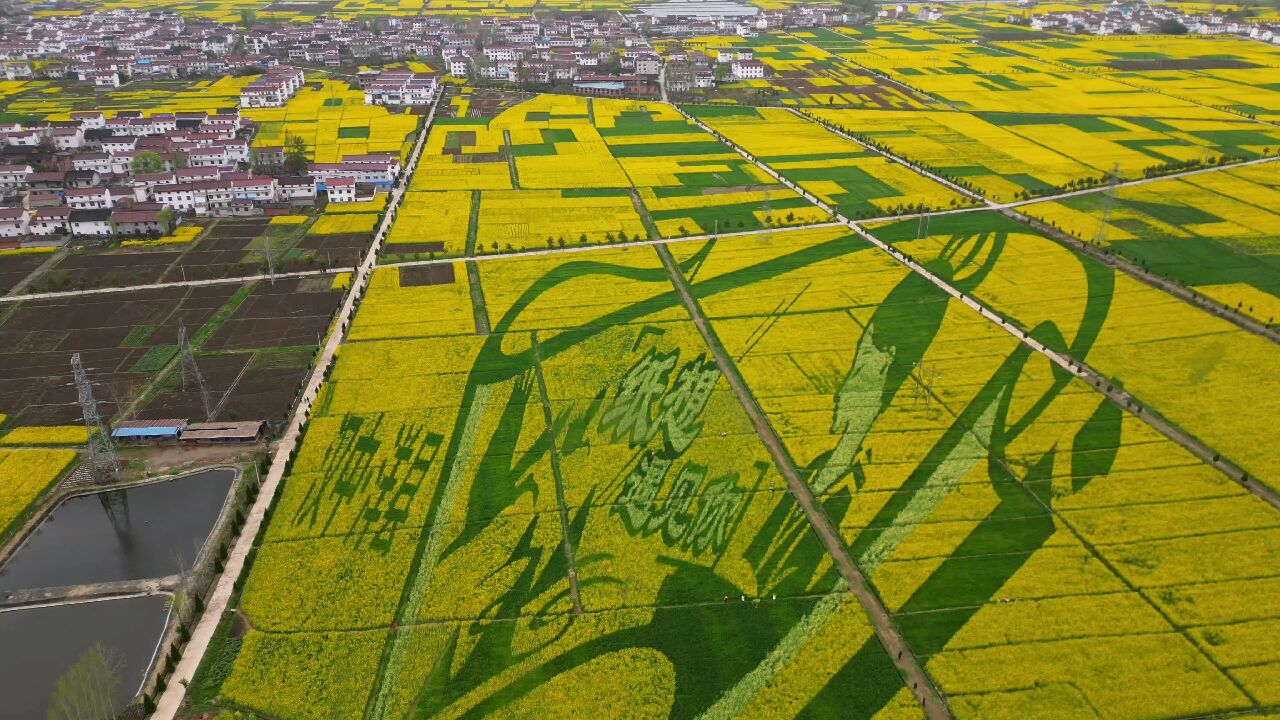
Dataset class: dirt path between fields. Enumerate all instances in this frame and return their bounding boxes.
[655,244,952,720]
[5,245,68,296]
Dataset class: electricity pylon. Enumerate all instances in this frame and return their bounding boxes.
[72,353,120,482]
[178,323,213,421]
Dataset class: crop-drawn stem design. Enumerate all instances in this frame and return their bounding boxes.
[654,242,953,720]
[530,330,585,615]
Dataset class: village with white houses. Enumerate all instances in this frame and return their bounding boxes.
[0,4,864,88]
[0,99,408,246]
[0,0,1275,246]
[0,2,885,250]
[2,0,1271,98]
[1005,0,1280,37]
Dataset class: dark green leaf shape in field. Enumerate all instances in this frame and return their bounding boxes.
[1071,398,1122,494]
[353,213,1125,719]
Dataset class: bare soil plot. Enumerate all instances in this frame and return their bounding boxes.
[0,285,238,425]
[24,250,183,294]
[0,254,52,294]
[200,278,342,352]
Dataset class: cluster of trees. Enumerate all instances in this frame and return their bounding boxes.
[841,0,878,22]
[1142,153,1242,178]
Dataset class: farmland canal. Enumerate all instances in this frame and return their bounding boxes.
[0,468,237,717]
[0,468,235,592]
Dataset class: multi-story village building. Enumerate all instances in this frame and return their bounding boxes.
[363,70,439,106]
[239,65,305,108]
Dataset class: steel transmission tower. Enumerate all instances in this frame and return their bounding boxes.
[761,189,772,241]
[264,232,276,284]
[72,353,120,482]
[178,324,213,421]
[1092,163,1120,246]
[912,361,939,408]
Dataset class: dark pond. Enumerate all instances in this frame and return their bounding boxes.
[0,594,170,719]
[0,468,235,592]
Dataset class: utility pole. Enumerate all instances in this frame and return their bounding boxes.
[1092,163,1120,247]
[912,361,939,408]
[72,353,119,483]
[178,323,213,421]
[264,232,276,284]
[762,189,772,241]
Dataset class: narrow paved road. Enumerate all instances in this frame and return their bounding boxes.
[656,244,953,720]
[529,332,584,616]
[150,93,441,720]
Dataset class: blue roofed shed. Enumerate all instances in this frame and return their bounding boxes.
[112,418,188,443]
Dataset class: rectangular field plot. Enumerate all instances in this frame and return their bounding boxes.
[199,276,342,351]
[346,265,477,341]
[395,93,837,255]
[0,284,239,426]
[475,189,648,251]
[384,190,472,257]
[1012,35,1280,72]
[687,105,970,218]
[0,253,54,295]
[5,75,251,116]
[246,78,420,163]
[808,107,1280,201]
[18,216,363,294]
[1022,162,1280,325]
[664,30,934,109]
[0,273,339,431]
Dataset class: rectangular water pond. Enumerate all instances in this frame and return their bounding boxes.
[0,594,170,719]
[0,469,236,592]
